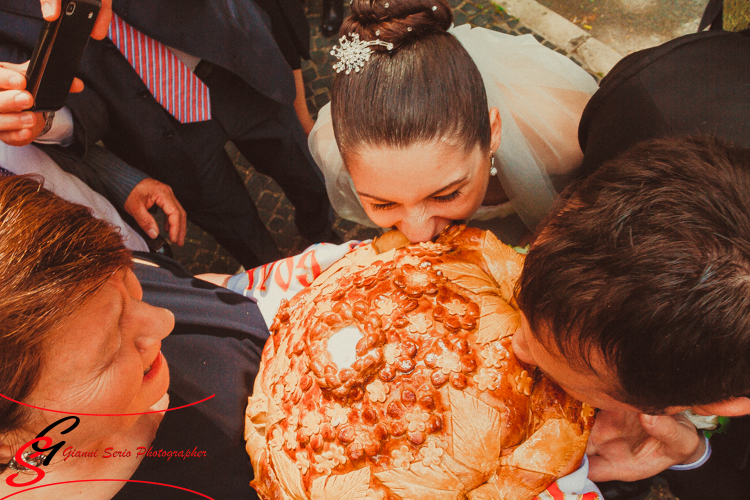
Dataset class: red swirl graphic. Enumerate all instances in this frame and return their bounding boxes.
[0,479,214,499]
[0,392,214,416]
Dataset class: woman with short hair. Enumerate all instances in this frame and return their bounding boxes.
[0,175,264,499]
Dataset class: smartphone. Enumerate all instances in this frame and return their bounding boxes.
[26,0,102,112]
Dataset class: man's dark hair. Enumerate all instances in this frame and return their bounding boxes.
[517,136,750,412]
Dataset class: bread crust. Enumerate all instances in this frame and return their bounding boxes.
[246,226,594,500]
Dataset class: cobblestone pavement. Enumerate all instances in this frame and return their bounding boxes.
[169,2,679,499]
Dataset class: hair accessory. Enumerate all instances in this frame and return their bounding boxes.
[384,2,389,7]
[376,30,381,35]
[407,27,412,31]
[331,33,394,74]
[8,451,46,472]
[490,155,498,177]
[432,5,437,10]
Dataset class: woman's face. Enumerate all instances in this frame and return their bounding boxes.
[347,140,492,242]
[345,108,502,243]
[27,268,174,445]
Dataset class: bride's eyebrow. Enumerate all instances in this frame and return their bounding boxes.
[428,176,468,197]
[357,176,468,202]
[356,191,393,203]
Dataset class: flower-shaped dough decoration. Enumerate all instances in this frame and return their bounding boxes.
[383,343,401,364]
[325,403,348,427]
[418,440,445,467]
[444,299,467,316]
[405,407,430,432]
[436,350,461,375]
[473,367,501,392]
[301,411,322,436]
[366,379,390,403]
[376,296,398,316]
[246,226,594,500]
[481,340,509,368]
[407,313,432,334]
[391,445,414,470]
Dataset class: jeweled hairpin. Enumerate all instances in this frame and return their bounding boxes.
[8,451,46,472]
[331,33,394,74]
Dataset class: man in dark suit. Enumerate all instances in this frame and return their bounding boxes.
[570,28,750,500]
[0,0,333,269]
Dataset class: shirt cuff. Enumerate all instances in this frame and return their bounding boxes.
[668,436,711,471]
[33,106,74,146]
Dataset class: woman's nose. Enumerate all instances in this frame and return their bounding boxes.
[397,210,440,243]
[134,303,174,350]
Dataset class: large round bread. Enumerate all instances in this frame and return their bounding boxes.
[245,226,594,500]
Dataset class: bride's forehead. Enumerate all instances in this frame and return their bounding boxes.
[349,140,482,170]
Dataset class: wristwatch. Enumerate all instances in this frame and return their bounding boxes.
[39,111,55,137]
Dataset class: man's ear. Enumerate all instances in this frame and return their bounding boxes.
[489,107,502,154]
[694,397,750,417]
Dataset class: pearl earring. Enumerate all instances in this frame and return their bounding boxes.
[490,155,498,177]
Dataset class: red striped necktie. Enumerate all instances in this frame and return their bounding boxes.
[108,14,211,123]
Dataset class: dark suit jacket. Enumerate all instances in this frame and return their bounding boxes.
[577,29,750,179]
[576,29,750,500]
[110,253,268,499]
[0,0,298,176]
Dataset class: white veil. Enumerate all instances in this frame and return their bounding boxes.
[308,24,599,230]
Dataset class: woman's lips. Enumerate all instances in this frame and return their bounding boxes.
[143,351,163,381]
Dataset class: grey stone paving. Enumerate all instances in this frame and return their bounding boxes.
[170,0,590,276]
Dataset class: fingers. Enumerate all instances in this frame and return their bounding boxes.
[586,411,702,482]
[70,77,84,93]
[0,109,42,147]
[161,196,186,246]
[640,413,702,460]
[586,455,621,482]
[0,63,29,90]
[128,200,160,240]
[0,62,44,146]
[39,0,59,21]
[90,0,113,40]
[124,179,187,245]
[40,0,112,40]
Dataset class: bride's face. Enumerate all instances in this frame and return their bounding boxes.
[347,139,491,242]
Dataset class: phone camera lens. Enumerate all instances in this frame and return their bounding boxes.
[66,2,76,15]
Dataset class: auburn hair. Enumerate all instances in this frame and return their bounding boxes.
[0,175,131,471]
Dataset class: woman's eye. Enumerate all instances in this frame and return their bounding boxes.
[371,202,397,211]
[433,190,462,203]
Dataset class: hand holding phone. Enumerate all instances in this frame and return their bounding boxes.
[0,62,83,147]
[26,0,102,112]
[0,62,45,147]
[39,0,112,40]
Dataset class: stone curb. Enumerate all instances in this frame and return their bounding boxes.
[493,0,624,76]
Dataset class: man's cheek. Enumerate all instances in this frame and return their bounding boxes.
[511,331,535,365]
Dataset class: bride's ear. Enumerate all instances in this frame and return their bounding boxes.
[489,107,502,154]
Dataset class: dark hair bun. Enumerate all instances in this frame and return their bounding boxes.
[341,0,453,50]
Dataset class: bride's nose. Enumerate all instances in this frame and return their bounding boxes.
[397,208,440,243]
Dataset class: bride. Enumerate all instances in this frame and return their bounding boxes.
[309,0,598,244]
